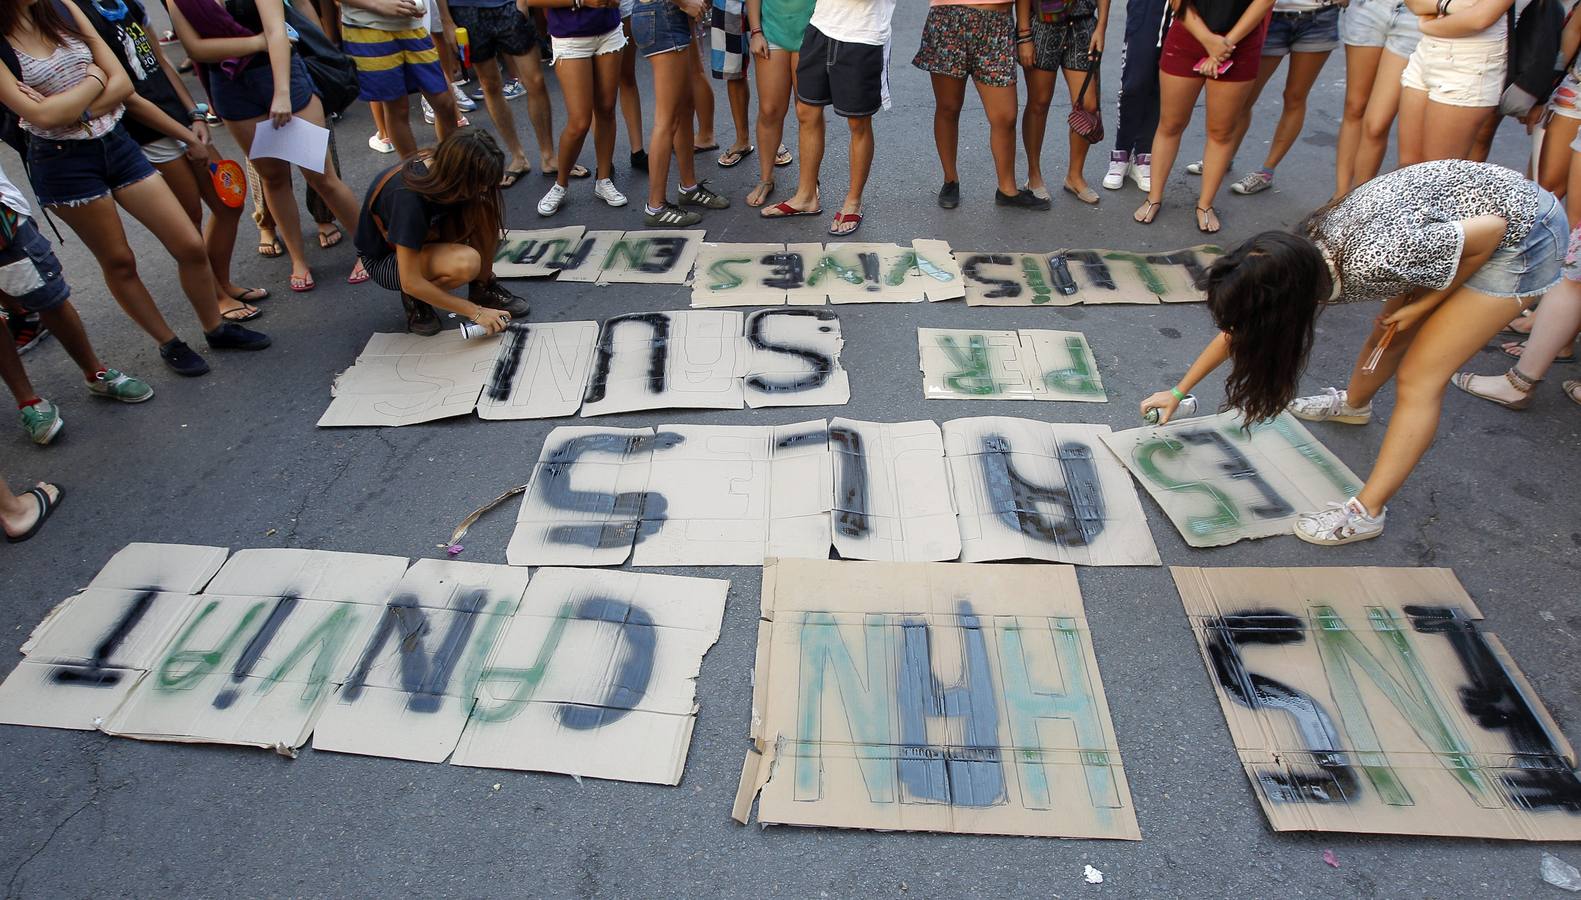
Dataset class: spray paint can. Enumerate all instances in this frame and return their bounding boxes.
[454,26,471,68]
[1144,394,1198,425]
[459,320,491,340]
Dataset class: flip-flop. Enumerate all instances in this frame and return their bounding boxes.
[829,210,862,236]
[693,143,720,153]
[228,286,270,303]
[774,145,792,167]
[501,167,530,188]
[221,303,261,322]
[1501,340,1576,363]
[747,180,775,208]
[542,164,591,179]
[5,484,62,543]
[760,200,821,219]
[257,237,283,258]
[718,144,754,168]
[318,225,343,249]
[290,272,316,293]
[348,261,370,285]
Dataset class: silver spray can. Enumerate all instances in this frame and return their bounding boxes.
[1144,394,1198,424]
[458,320,490,340]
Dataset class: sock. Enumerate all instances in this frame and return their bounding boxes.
[17,397,41,410]
[645,204,664,215]
[91,368,107,382]
[1261,167,1275,178]
[679,183,698,193]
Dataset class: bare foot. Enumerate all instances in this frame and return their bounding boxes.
[747,180,774,207]
[1134,199,1161,224]
[1,482,60,540]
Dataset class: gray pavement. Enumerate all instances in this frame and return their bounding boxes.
[3,3,1580,898]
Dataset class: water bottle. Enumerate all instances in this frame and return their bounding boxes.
[1144,394,1198,425]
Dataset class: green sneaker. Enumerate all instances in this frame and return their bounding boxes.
[20,399,63,445]
[678,180,729,210]
[86,368,154,403]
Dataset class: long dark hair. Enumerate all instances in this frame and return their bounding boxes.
[0,0,83,48]
[406,130,506,251]
[1203,231,1331,424]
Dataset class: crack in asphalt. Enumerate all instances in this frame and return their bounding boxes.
[5,738,108,899]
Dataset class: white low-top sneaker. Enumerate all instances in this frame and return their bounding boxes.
[1288,387,1373,425]
[1102,150,1128,190]
[1295,497,1386,545]
[537,183,567,216]
[594,178,628,207]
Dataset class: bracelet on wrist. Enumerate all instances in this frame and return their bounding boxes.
[1170,387,1186,401]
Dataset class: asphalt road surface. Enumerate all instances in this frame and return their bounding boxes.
[2,4,1579,898]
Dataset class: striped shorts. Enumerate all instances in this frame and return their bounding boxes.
[342,25,448,102]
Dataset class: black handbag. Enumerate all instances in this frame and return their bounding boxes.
[281,3,359,117]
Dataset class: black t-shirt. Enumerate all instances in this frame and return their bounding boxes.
[1186,0,1254,36]
[355,159,454,259]
[76,0,188,146]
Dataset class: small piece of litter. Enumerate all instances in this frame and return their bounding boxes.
[264,528,277,537]
[1543,852,1581,892]
[571,773,584,786]
[1083,865,1104,885]
[1322,849,1339,869]
[446,544,464,557]
[491,783,501,792]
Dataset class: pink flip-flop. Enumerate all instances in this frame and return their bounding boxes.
[347,261,370,285]
[760,200,821,219]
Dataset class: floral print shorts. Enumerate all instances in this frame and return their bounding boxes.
[912,5,1015,88]
[1563,222,1581,283]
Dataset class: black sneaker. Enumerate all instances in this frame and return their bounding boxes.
[678,180,730,210]
[159,338,211,376]
[204,322,272,350]
[996,188,1051,210]
[937,181,960,209]
[402,293,442,336]
[629,149,648,174]
[9,312,49,354]
[469,279,531,318]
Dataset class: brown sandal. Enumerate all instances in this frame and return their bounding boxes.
[1565,379,1581,407]
[1451,367,1538,410]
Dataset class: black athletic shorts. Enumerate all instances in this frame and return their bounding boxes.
[795,25,887,118]
[450,2,538,63]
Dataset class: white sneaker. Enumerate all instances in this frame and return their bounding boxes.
[1295,497,1386,546]
[368,133,395,154]
[593,178,628,207]
[422,97,435,125]
[1102,151,1128,190]
[451,82,477,112]
[1128,153,1152,193]
[1186,160,1204,176]
[1230,170,1274,195]
[537,182,567,216]
[1288,387,1373,425]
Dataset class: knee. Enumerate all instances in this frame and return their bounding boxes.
[1342,92,1368,122]
[1280,92,1308,118]
[1156,113,1189,138]
[566,112,594,137]
[935,94,964,118]
[99,247,139,280]
[1361,113,1392,142]
[1205,119,1238,143]
[1394,361,1447,406]
[847,117,872,139]
[795,102,822,127]
[986,106,1016,131]
[1023,95,1051,117]
[435,245,482,287]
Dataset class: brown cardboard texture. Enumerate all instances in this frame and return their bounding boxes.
[736,558,1141,839]
[960,245,1220,306]
[493,226,590,278]
[318,330,497,427]
[919,328,1105,403]
[829,418,960,562]
[690,240,964,307]
[1173,566,1581,841]
[1103,411,1364,547]
[475,321,600,421]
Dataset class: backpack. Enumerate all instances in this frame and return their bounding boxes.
[1499,0,1566,118]
[281,3,359,117]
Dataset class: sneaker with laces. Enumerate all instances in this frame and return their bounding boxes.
[368,133,395,154]
[1185,160,1204,175]
[19,399,62,445]
[475,79,525,101]
[630,149,648,173]
[1230,170,1274,195]
[204,323,272,351]
[1288,387,1373,424]
[402,293,442,336]
[422,97,436,125]
[1295,497,1386,546]
[159,338,210,376]
[538,182,567,216]
[469,279,531,318]
[678,180,729,209]
[9,312,48,354]
[995,188,1050,210]
[594,178,628,207]
[86,368,153,403]
[451,82,477,112]
[1102,150,1128,190]
[1128,153,1152,192]
[644,203,702,227]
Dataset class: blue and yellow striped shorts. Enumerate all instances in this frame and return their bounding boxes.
[342,26,449,102]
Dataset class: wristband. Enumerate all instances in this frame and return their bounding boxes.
[1170,387,1186,401]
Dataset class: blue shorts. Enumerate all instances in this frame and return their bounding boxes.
[1263,7,1340,56]
[25,124,157,208]
[207,54,318,121]
[1340,0,1420,59]
[0,218,70,314]
[1465,190,1568,301]
[630,0,692,57]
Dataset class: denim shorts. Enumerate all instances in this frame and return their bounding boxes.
[1340,0,1420,58]
[0,217,70,313]
[1263,6,1339,56]
[207,54,317,122]
[630,0,693,57]
[1465,190,1567,301]
[25,124,157,208]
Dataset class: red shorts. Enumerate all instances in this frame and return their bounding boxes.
[1158,14,1270,83]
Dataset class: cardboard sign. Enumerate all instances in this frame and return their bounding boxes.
[493,227,591,278]
[0,545,728,785]
[495,228,703,283]
[690,239,964,307]
[919,328,1105,402]
[944,419,1159,566]
[1174,566,1581,841]
[1103,411,1364,547]
[734,558,1141,839]
[322,310,850,427]
[506,417,1159,568]
[959,245,1222,306]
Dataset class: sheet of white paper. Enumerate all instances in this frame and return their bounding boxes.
[249,117,330,173]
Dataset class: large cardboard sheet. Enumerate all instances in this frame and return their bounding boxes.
[493,226,589,278]
[918,328,1105,402]
[451,567,726,784]
[507,426,666,566]
[318,330,498,427]
[743,308,850,408]
[829,418,960,562]
[690,239,965,307]
[551,230,624,282]
[580,310,745,416]
[1174,566,1581,841]
[1103,411,1364,547]
[735,558,1141,839]
[960,245,1222,306]
[475,321,600,420]
[691,242,793,307]
[593,229,705,284]
[943,419,1159,566]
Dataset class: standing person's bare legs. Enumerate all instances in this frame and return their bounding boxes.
[1454,278,1581,404]
[1194,77,1259,233]
[1467,112,1499,163]
[647,46,696,209]
[51,199,208,342]
[930,74,967,189]
[590,50,623,180]
[1538,115,1581,197]
[1419,102,1495,164]
[1136,72,1204,223]
[510,48,562,173]
[1022,66,1056,196]
[1260,50,1329,171]
[1335,43,1382,197]
[619,21,646,161]
[0,475,60,541]
[749,47,794,205]
[832,114,873,234]
[1059,64,1102,198]
[772,99,824,214]
[976,81,1019,197]
[475,54,535,181]
[722,75,752,159]
[154,155,255,320]
[690,39,717,147]
[1352,50,1409,185]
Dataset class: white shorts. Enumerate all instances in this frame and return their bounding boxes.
[551,26,628,61]
[1550,67,1581,121]
[141,136,189,165]
[1400,35,1506,108]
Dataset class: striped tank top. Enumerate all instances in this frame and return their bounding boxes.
[17,36,123,141]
